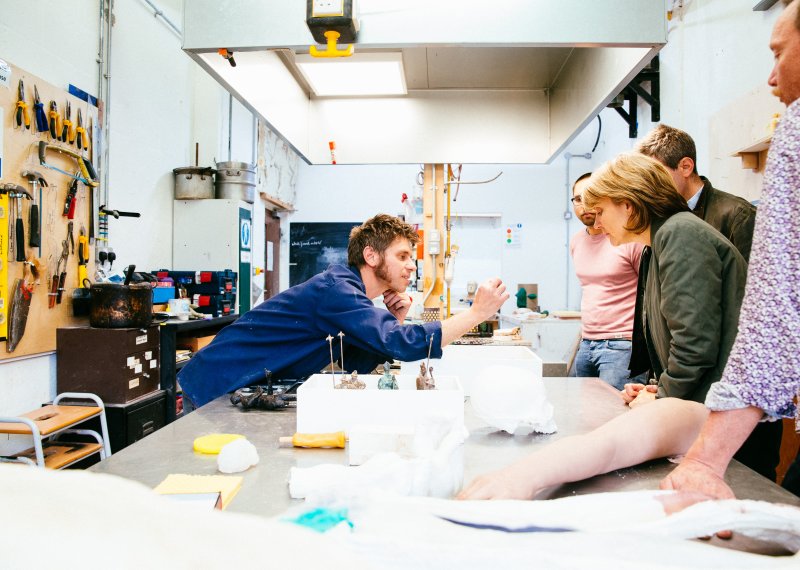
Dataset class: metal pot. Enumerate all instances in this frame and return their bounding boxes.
[173,166,215,200]
[215,161,255,203]
[90,282,154,328]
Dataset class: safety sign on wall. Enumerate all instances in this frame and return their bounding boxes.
[504,223,522,247]
[240,217,252,263]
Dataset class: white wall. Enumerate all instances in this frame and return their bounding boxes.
[287,106,633,315]
[0,0,787,423]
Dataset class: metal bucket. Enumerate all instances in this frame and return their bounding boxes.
[215,161,255,203]
[173,166,215,200]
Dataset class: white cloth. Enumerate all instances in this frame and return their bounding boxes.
[333,491,800,570]
[289,422,468,501]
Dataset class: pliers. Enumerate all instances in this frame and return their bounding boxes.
[76,109,89,151]
[48,101,62,140]
[33,85,49,133]
[50,239,70,308]
[61,101,75,144]
[15,79,30,129]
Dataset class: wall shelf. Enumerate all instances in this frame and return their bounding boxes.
[732,135,771,172]
[450,212,502,218]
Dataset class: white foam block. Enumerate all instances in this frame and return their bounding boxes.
[296,374,463,435]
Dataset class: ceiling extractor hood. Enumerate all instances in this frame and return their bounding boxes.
[183,1,665,165]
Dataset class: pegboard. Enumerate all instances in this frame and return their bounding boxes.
[1,60,98,359]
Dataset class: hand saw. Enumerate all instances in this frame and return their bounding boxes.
[6,278,32,353]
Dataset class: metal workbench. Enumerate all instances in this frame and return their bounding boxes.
[91,377,799,554]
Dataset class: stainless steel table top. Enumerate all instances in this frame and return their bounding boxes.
[91,377,798,554]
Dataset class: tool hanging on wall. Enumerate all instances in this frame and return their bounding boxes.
[64,177,79,219]
[1,184,33,263]
[61,101,75,144]
[37,141,99,187]
[77,227,89,288]
[49,239,69,309]
[15,80,30,130]
[98,205,141,219]
[48,101,62,140]
[20,170,47,250]
[6,257,41,353]
[75,109,88,151]
[32,85,49,133]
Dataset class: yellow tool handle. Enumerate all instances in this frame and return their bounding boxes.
[78,264,88,287]
[64,120,75,143]
[16,101,30,127]
[279,432,346,448]
[49,110,61,138]
[76,126,89,150]
[78,235,89,261]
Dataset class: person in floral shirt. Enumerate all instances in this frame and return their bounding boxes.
[661,0,800,497]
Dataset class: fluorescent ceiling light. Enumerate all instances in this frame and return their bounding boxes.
[295,52,407,97]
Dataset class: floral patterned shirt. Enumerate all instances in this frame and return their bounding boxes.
[705,99,800,426]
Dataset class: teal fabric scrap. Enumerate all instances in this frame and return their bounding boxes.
[283,507,354,533]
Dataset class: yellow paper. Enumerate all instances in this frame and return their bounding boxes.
[154,474,243,509]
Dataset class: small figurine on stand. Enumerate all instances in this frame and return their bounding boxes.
[328,331,366,389]
[416,362,430,390]
[416,335,437,390]
[336,369,366,390]
[378,361,398,390]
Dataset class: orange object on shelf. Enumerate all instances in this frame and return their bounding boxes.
[328,141,337,164]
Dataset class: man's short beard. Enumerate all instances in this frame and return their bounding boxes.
[580,215,596,228]
[374,255,390,283]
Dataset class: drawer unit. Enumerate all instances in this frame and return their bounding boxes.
[57,326,160,404]
[105,390,166,452]
[70,390,167,458]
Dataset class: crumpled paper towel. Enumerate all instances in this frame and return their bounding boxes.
[470,364,557,434]
[217,438,260,473]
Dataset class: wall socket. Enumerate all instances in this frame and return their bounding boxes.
[311,0,344,17]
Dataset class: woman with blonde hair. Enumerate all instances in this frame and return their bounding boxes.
[584,153,747,406]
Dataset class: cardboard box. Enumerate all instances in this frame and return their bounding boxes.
[177,334,216,353]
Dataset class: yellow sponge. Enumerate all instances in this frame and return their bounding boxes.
[193,433,245,454]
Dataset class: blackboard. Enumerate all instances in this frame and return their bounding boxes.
[289,222,360,286]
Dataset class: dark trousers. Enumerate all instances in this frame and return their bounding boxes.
[733,420,783,481]
[782,452,800,496]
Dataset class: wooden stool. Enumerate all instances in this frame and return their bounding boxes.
[0,392,111,469]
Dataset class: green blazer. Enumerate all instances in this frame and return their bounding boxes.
[694,177,756,262]
[645,212,747,403]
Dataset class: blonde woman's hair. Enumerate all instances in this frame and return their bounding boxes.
[583,153,689,234]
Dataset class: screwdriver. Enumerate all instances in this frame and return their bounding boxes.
[278,432,346,448]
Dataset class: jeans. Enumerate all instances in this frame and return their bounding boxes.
[571,339,647,390]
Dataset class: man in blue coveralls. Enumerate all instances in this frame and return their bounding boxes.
[179,213,510,408]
